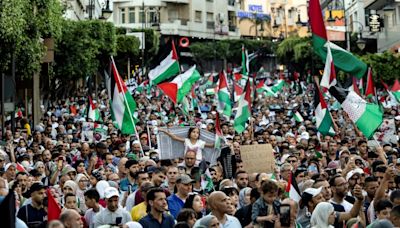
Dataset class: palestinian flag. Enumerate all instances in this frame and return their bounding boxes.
[365,68,376,99]
[47,188,61,221]
[392,79,400,102]
[234,79,251,134]
[88,96,100,121]
[320,45,337,90]
[309,0,367,78]
[217,71,232,119]
[352,76,361,95]
[271,79,286,94]
[256,80,278,97]
[314,83,336,136]
[293,111,304,122]
[214,113,224,149]
[158,65,201,104]
[109,57,137,135]
[285,172,301,202]
[329,85,382,139]
[148,40,180,85]
[382,80,399,105]
[234,82,244,102]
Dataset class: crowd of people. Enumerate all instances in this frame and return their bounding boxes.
[0,72,399,228]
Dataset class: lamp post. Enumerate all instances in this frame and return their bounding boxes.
[89,0,113,20]
[352,21,366,50]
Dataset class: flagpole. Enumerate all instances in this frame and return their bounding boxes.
[111,56,145,157]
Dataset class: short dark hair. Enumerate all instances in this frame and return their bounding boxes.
[64,193,76,202]
[176,208,196,223]
[146,187,165,204]
[261,180,278,194]
[365,176,378,185]
[375,199,393,212]
[235,170,247,179]
[84,188,100,202]
[390,190,400,203]
[391,205,400,218]
[250,188,261,200]
[358,140,367,146]
[329,174,342,187]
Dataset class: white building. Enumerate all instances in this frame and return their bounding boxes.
[63,0,105,20]
[112,0,240,40]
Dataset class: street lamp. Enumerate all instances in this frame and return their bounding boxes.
[356,38,366,50]
[100,0,113,20]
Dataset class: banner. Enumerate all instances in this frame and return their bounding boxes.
[240,144,275,173]
[157,127,220,165]
[81,122,108,143]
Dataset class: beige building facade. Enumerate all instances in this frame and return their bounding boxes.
[112,0,241,40]
[237,0,309,39]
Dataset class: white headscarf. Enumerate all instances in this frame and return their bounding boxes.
[310,202,334,228]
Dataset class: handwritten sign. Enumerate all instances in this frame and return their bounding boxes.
[240,144,275,174]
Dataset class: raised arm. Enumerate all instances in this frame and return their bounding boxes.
[159,128,185,143]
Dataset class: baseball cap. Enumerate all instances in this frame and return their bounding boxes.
[176,174,195,184]
[345,168,364,181]
[104,187,119,199]
[4,163,16,171]
[300,187,322,208]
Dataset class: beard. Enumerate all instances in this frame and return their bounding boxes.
[129,171,136,178]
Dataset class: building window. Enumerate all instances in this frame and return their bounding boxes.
[139,8,145,23]
[207,12,214,29]
[206,0,213,2]
[121,8,126,24]
[147,7,157,23]
[195,11,202,22]
[128,8,135,23]
[168,9,178,22]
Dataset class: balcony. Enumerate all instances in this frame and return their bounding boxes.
[162,0,189,3]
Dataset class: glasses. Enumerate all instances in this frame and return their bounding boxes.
[287,160,297,163]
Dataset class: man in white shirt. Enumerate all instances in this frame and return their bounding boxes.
[94,187,131,227]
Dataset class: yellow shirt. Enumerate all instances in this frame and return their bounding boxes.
[131,202,147,221]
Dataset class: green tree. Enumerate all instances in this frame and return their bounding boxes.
[361,52,400,84]
[53,20,117,91]
[0,0,63,79]
[276,36,323,76]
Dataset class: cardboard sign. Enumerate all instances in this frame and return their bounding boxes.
[240,144,275,174]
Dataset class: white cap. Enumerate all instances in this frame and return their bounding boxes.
[304,187,323,197]
[103,186,119,199]
[346,168,364,181]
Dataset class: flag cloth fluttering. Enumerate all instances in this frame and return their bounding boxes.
[392,79,400,102]
[256,80,278,97]
[365,68,376,99]
[309,0,367,78]
[214,112,224,149]
[217,71,232,119]
[329,85,382,139]
[109,57,137,135]
[47,188,62,221]
[88,96,100,121]
[314,83,336,136]
[234,79,252,134]
[157,65,201,104]
[285,172,301,202]
[148,40,180,85]
[320,45,337,90]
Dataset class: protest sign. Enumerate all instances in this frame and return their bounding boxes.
[240,144,275,173]
[81,122,108,143]
[157,127,220,165]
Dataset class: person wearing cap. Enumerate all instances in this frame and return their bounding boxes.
[17,182,47,228]
[138,187,175,228]
[120,159,139,193]
[345,168,365,204]
[4,163,17,183]
[93,186,131,227]
[167,174,195,219]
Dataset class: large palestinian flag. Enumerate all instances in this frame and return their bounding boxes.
[148,41,180,85]
[309,0,367,78]
[217,71,232,119]
[329,85,382,139]
[234,79,252,134]
[314,83,335,136]
[157,65,201,104]
[109,57,137,135]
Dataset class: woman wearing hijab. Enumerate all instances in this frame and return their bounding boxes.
[75,173,88,213]
[310,202,336,228]
[238,187,251,209]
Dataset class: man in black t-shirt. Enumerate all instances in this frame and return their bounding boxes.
[17,183,47,228]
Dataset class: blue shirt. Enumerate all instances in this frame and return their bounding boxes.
[119,177,137,192]
[139,212,175,228]
[167,194,185,219]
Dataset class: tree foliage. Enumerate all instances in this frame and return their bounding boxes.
[0,0,63,78]
[276,36,323,76]
[361,52,400,83]
[53,20,117,80]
